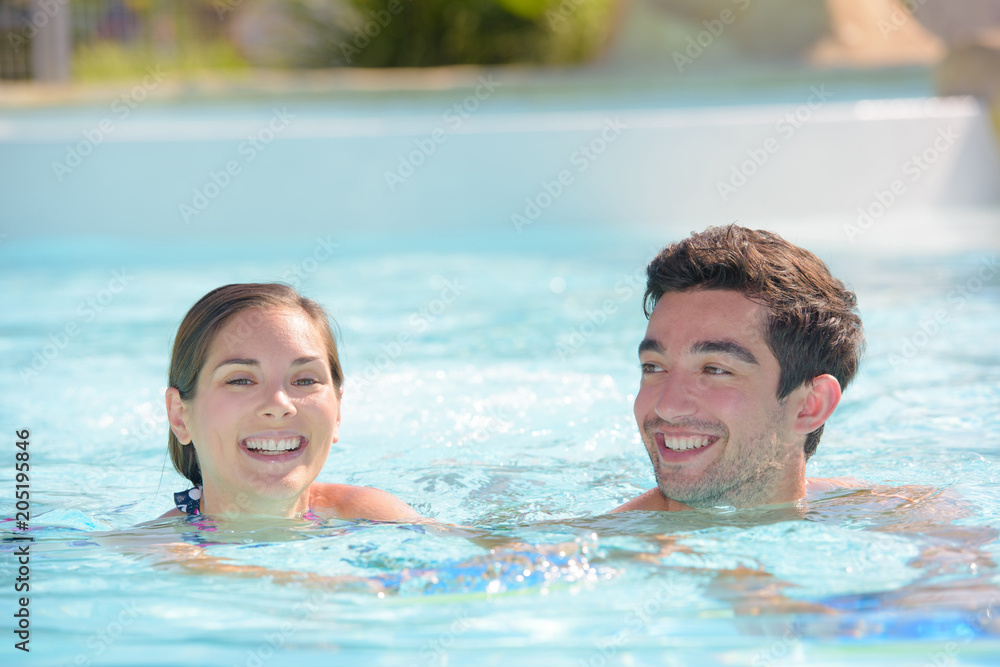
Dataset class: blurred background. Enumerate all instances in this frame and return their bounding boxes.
[0,0,999,87]
[0,0,998,88]
[1,0,998,242]
[2,8,1000,664]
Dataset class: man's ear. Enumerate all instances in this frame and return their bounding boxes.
[793,374,842,435]
[165,387,193,445]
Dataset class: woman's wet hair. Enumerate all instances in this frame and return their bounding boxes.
[643,224,864,460]
[168,283,343,486]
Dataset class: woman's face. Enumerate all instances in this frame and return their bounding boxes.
[168,307,340,516]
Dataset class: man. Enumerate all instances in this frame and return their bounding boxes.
[614,224,864,512]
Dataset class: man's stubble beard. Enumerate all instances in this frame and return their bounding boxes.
[643,408,788,509]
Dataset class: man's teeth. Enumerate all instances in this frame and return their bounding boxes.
[662,436,713,452]
[244,437,301,454]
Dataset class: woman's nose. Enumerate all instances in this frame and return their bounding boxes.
[259,385,296,419]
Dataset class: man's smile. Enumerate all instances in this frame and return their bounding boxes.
[657,433,718,452]
[651,427,723,462]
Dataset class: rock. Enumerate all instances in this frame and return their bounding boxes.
[908,0,1000,143]
[810,0,943,66]
[933,43,1000,101]
[908,0,1000,46]
[606,0,830,66]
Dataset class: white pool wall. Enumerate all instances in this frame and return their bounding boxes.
[0,92,997,242]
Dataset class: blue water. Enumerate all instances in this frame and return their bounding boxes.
[1,226,999,665]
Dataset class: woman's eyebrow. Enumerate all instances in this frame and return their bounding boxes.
[213,358,258,372]
[213,356,322,371]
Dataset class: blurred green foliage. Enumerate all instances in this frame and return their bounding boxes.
[70,0,247,80]
[284,0,618,67]
[64,0,616,79]
[73,40,247,81]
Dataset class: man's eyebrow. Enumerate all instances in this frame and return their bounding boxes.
[638,339,663,356]
[691,340,759,365]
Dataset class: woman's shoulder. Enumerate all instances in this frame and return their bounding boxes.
[308,482,422,522]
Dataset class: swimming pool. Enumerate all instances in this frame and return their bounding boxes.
[2,73,1000,665]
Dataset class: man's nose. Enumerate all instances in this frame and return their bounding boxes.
[654,374,697,422]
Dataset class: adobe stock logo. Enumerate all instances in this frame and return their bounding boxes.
[179,108,295,223]
[716,85,833,202]
[845,126,959,242]
[350,277,468,392]
[511,117,627,232]
[338,0,413,63]
[19,269,134,383]
[889,257,999,369]
[51,67,167,181]
[6,0,69,54]
[672,0,752,72]
[383,75,502,192]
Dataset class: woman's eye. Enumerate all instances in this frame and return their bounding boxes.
[293,378,320,386]
[225,377,253,386]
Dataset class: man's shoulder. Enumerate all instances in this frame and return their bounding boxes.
[611,489,693,513]
[805,476,865,494]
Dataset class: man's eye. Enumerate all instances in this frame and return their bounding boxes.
[704,366,730,375]
[640,363,663,374]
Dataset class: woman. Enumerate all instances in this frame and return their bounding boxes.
[161,283,420,521]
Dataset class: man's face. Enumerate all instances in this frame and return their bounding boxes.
[634,289,807,508]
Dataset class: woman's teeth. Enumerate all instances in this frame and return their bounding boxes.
[244,437,302,454]
[662,436,713,452]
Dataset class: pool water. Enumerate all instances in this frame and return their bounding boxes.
[2,225,999,666]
